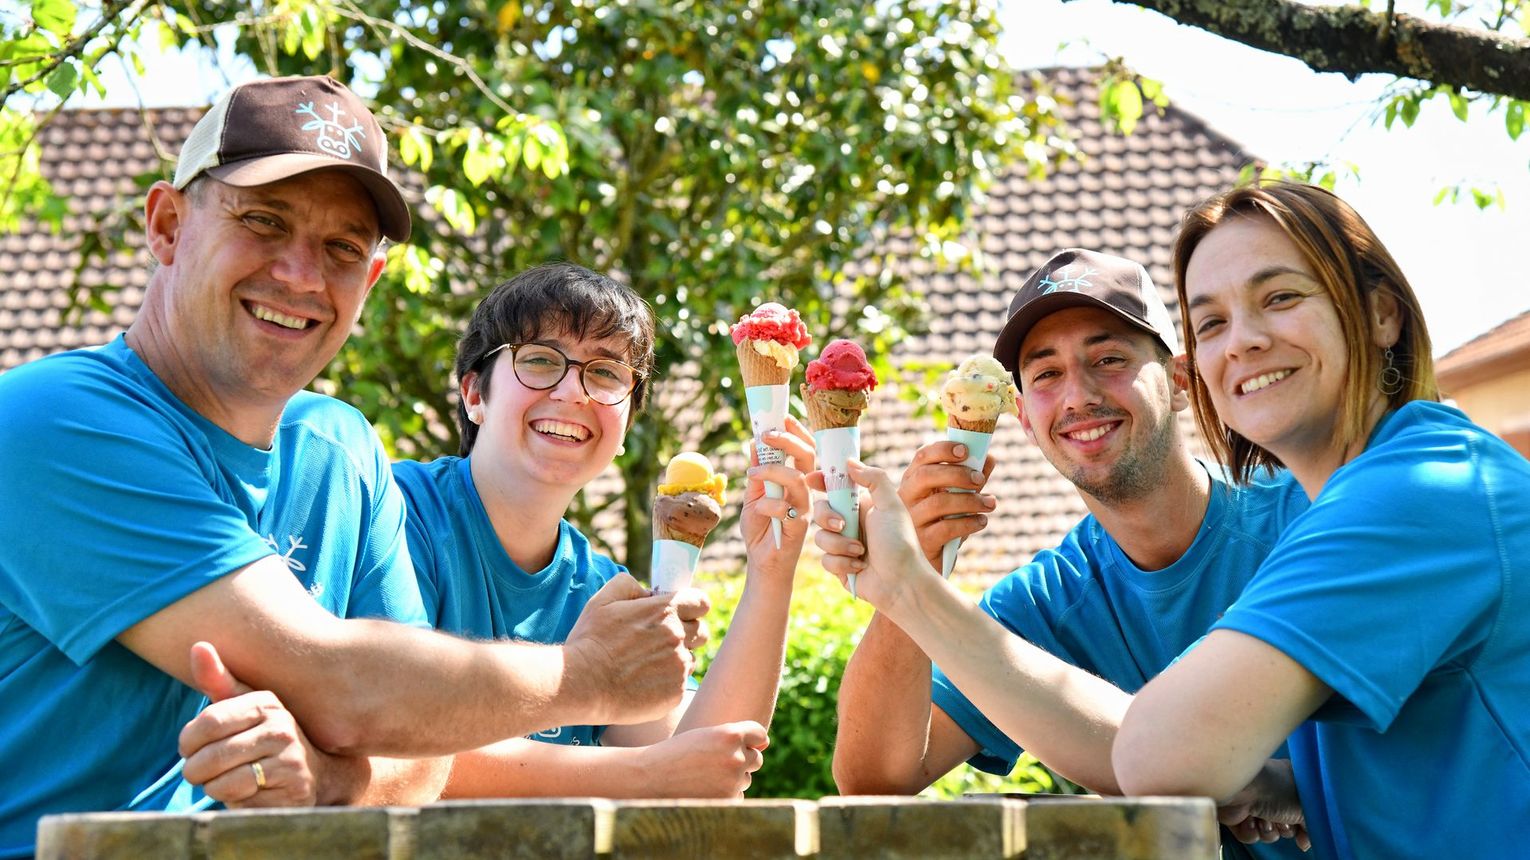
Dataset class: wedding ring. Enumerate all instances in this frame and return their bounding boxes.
[251,761,267,790]
[786,506,799,520]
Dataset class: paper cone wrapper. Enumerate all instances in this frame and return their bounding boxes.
[802,386,866,431]
[948,414,999,433]
[814,426,861,542]
[737,340,793,386]
[745,383,790,547]
[651,539,702,592]
[940,426,994,577]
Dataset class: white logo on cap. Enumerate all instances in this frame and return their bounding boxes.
[1039,264,1099,294]
[295,101,365,159]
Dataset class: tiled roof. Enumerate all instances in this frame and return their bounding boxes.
[0,67,1257,581]
[1436,308,1530,393]
[0,108,197,370]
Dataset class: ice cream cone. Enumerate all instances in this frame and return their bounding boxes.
[652,453,726,592]
[654,493,719,548]
[801,340,879,599]
[801,385,868,431]
[737,340,793,386]
[948,414,999,433]
[937,355,1014,578]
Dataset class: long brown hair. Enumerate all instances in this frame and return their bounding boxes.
[1171,181,1438,481]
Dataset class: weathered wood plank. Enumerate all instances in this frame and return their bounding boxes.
[36,812,194,860]
[1022,796,1219,860]
[608,799,817,859]
[413,798,614,859]
[818,795,1025,859]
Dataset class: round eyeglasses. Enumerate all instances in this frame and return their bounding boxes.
[481,342,641,406]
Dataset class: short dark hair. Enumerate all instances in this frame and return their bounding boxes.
[455,263,656,455]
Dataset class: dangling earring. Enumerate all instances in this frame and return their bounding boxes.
[1379,347,1403,396]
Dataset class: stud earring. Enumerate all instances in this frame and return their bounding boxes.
[467,405,485,425]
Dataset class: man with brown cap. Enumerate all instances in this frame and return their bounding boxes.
[0,76,703,855]
[821,249,1312,855]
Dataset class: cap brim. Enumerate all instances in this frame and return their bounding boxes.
[993,291,1169,387]
[207,154,411,243]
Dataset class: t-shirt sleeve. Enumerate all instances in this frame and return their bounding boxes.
[0,361,273,665]
[1213,439,1501,732]
[930,562,1083,775]
[343,430,428,628]
[392,460,444,628]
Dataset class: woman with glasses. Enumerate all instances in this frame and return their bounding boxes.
[390,262,817,798]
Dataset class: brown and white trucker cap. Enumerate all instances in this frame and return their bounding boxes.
[173,75,411,242]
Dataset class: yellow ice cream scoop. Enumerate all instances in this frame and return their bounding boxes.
[658,452,727,504]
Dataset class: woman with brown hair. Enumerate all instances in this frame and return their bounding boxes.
[1112,181,1530,859]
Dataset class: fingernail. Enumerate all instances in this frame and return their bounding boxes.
[849,543,864,555]
[980,494,996,509]
[953,444,967,458]
[969,469,985,484]
[976,515,987,527]
[829,518,845,530]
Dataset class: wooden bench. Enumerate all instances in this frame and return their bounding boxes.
[37,795,1218,859]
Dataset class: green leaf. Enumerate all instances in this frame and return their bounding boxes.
[1113,78,1150,133]
[44,61,78,99]
[30,0,77,37]
[299,5,325,61]
[1448,90,1469,122]
[1506,102,1525,141]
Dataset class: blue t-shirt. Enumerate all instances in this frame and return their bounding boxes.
[932,469,1307,773]
[0,337,425,859]
[393,456,625,747]
[1213,401,1530,860]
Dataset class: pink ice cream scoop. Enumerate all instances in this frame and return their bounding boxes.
[804,339,878,392]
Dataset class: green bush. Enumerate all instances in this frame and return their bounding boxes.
[691,566,1076,799]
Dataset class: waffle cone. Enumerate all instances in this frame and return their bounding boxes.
[655,519,711,548]
[801,384,867,430]
[736,340,792,386]
[948,415,998,433]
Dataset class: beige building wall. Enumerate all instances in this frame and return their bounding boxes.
[1445,366,1530,434]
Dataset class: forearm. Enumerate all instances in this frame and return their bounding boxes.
[676,574,792,733]
[442,739,650,799]
[882,573,1130,794]
[273,622,605,758]
[350,757,453,806]
[833,612,944,794]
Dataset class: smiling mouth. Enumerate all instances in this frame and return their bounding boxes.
[532,419,592,443]
[248,302,314,331]
[1239,369,1293,395]
[1061,421,1119,443]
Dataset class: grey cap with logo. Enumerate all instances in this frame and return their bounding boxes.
[992,247,1180,388]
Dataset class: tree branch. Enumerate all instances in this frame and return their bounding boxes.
[2,0,144,102]
[1107,0,1530,101]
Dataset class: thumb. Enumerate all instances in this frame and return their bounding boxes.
[189,641,252,702]
[584,572,648,609]
[731,720,770,750]
[846,458,901,512]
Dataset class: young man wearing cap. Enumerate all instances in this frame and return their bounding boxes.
[0,75,703,856]
[821,249,1311,854]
